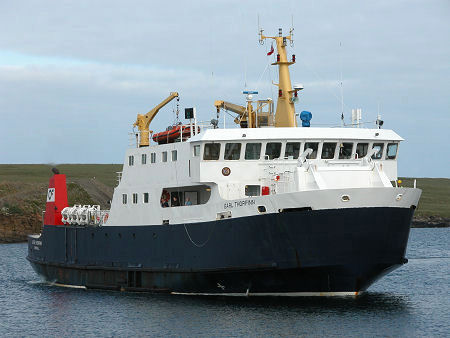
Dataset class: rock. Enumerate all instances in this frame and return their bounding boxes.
[412,215,450,228]
[0,213,42,243]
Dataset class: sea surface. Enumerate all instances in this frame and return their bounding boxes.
[0,228,448,337]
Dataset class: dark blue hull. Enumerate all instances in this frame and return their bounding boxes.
[27,207,414,295]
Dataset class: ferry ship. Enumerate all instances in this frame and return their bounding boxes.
[27,28,421,296]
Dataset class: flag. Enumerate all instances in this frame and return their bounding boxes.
[267,44,274,56]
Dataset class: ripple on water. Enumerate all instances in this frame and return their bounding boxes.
[0,228,448,336]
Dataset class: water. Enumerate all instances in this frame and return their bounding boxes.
[0,228,448,337]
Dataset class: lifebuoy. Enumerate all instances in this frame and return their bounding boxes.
[103,213,109,223]
[161,190,170,202]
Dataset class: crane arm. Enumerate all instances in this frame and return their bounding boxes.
[214,100,247,117]
[214,100,256,128]
[134,92,179,130]
[134,91,179,147]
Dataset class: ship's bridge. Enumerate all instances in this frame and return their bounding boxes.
[187,127,402,199]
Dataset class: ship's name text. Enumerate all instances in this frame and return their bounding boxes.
[32,239,42,251]
[224,199,255,209]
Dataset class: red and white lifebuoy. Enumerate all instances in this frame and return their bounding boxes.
[103,213,109,223]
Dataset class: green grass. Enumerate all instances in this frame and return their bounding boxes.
[0,164,121,215]
[399,177,450,218]
[67,182,97,206]
[0,164,122,188]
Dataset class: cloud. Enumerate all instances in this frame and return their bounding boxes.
[0,0,449,176]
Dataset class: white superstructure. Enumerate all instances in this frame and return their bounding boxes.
[105,126,419,227]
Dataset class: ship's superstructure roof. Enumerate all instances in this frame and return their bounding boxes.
[189,127,403,142]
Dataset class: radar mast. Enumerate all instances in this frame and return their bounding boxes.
[259,27,299,127]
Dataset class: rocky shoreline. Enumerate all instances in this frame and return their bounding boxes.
[0,213,448,244]
[0,214,42,243]
[412,216,450,228]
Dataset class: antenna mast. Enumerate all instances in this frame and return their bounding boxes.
[259,26,299,127]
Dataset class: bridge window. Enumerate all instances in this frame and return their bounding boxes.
[285,142,301,159]
[265,142,282,159]
[162,151,168,162]
[245,143,261,160]
[132,193,138,204]
[224,143,241,160]
[339,143,354,159]
[128,155,134,166]
[203,143,220,160]
[172,150,177,161]
[141,154,147,164]
[143,193,149,203]
[151,153,156,163]
[122,194,127,204]
[356,143,369,158]
[386,143,398,160]
[304,142,318,159]
[371,143,384,160]
[321,143,337,159]
[193,145,200,156]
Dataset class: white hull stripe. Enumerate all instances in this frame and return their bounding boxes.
[50,282,87,289]
[47,282,361,297]
[171,291,362,297]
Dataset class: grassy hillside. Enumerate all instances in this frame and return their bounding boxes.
[0,182,96,216]
[0,164,121,217]
[0,164,122,188]
[399,177,450,218]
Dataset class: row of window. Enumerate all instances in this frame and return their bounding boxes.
[201,141,398,161]
[122,190,202,207]
[122,193,150,204]
[127,141,398,167]
[128,150,177,166]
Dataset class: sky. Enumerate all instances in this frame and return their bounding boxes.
[0,0,449,177]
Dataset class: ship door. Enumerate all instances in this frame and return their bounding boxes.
[65,227,77,264]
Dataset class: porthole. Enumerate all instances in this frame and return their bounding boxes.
[396,194,403,201]
[257,206,266,213]
[341,195,350,202]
